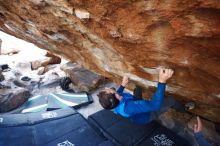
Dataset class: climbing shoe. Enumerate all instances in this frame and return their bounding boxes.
[184,101,196,111]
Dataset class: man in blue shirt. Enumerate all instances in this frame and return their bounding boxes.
[98,68,188,124]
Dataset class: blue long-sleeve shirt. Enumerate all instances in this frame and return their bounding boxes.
[113,82,166,124]
[194,132,211,146]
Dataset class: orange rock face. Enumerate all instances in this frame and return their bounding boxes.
[0,0,219,122]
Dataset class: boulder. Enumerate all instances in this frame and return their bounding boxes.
[15,61,32,72]
[39,72,61,88]
[61,62,104,92]
[0,38,1,55]
[37,66,48,75]
[31,52,61,70]
[0,69,4,82]
[41,52,61,66]
[0,88,31,113]
[31,60,41,70]
[1,48,20,55]
[0,0,219,122]
[0,83,10,89]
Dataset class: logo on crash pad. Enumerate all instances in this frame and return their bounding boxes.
[57,140,75,146]
[151,134,175,146]
[41,112,57,119]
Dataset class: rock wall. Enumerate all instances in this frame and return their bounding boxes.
[0,0,219,122]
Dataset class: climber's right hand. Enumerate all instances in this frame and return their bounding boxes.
[121,75,129,87]
[158,68,174,83]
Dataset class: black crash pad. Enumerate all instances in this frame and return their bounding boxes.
[88,110,190,146]
[0,108,113,146]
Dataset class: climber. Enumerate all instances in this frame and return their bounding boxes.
[97,68,194,124]
[193,116,211,146]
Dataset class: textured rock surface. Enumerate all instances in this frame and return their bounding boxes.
[0,88,31,112]
[61,62,104,92]
[31,52,61,70]
[0,38,2,54]
[0,0,219,122]
[0,69,4,82]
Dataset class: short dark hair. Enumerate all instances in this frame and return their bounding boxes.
[97,91,119,109]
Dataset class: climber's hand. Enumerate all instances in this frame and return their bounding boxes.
[193,116,202,133]
[159,68,174,83]
[121,75,129,87]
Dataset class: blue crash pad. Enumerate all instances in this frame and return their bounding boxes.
[88,109,190,146]
[0,108,113,146]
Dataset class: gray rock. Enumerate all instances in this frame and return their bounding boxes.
[0,83,10,89]
[31,52,61,70]
[39,77,62,88]
[0,88,31,113]
[0,38,2,55]
[1,47,20,55]
[31,60,41,70]
[13,80,28,87]
[39,73,61,88]
[0,69,4,82]
[37,66,48,75]
[61,62,104,92]
[15,61,32,72]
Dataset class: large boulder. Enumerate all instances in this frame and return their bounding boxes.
[0,88,31,113]
[0,0,219,122]
[61,62,104,92]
